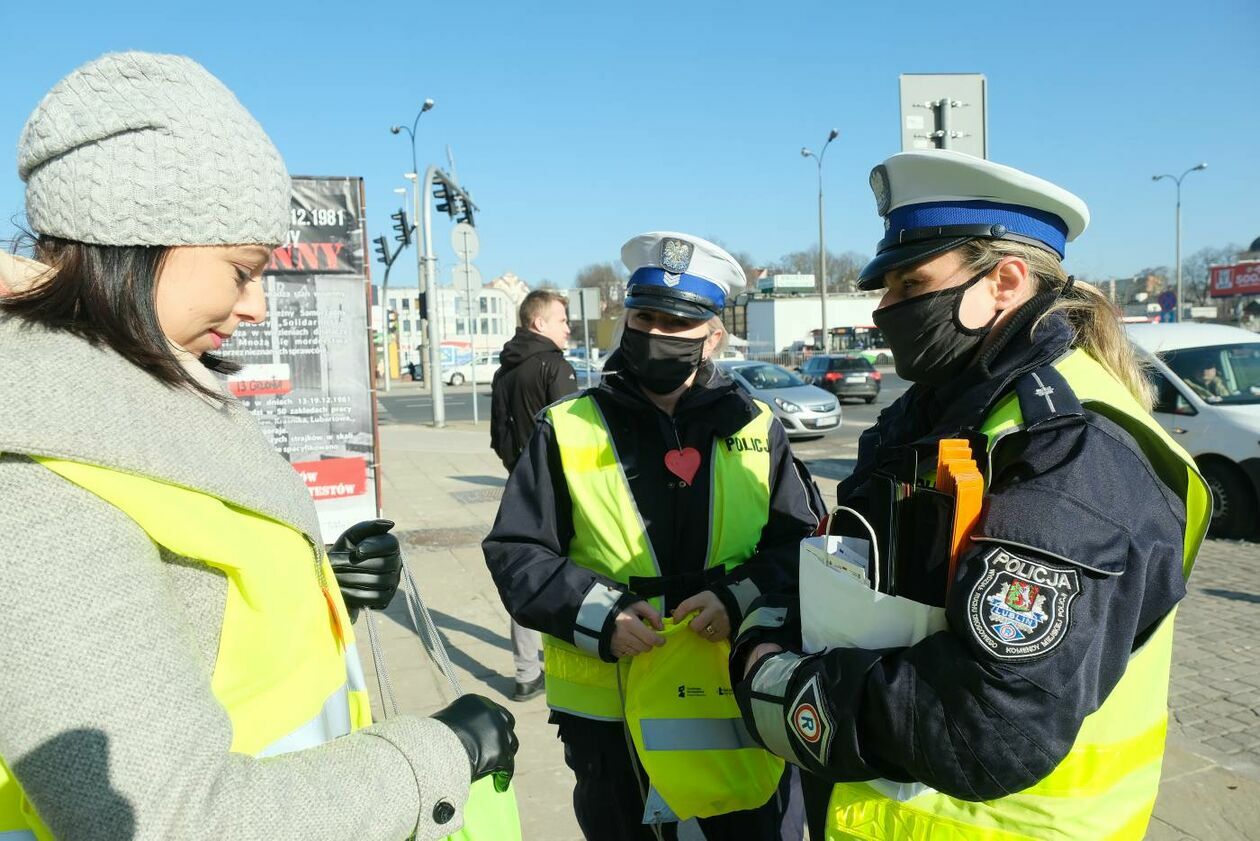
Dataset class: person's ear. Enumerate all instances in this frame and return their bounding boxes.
[991,257,1030,310]
[703,326,724,359]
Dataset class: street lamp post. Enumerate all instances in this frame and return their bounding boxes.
[1153,162,1207,322]
[391,99,435,386]
[802,129,839,352]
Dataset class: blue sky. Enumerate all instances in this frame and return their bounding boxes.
[2,0,1256,291]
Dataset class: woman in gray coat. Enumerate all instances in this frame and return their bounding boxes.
[0,52,515,840]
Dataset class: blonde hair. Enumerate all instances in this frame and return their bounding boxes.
[958,239,1154,411]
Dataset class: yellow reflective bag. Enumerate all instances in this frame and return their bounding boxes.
[444,775,521,841]
[365,565,523,841]
[625,618,785,822]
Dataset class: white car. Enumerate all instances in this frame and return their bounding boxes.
[1127,323,1260,539]
[444,352,500,386]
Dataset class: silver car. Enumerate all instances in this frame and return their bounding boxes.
[718,360,842,438]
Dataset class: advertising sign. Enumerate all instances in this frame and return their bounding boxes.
[219,176,380,543]
[758,273,817,294]
[1210,263,1260,298]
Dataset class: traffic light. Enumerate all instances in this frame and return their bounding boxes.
[417,292,428,320]
[374,235,390,266]
[387,309,398,330]
[456,190,475,227]
[390,209,412,246]
[433,180,455,218]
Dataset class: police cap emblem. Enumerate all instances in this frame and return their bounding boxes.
[966,547,1081,662]
[869,164,892,217]
[659,237,694,273]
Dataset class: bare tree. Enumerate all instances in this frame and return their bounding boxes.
[772,248,869,293]
[704,236,764,290]
[1182,244,1242,305]
[575,262,627,316]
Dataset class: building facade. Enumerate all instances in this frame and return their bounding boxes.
[373,281,523,369]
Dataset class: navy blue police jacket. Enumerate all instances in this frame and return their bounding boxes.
[483,354,825,664]
[733,302,1189,802]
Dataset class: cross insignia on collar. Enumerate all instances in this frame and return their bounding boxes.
[1034,385,1055,399]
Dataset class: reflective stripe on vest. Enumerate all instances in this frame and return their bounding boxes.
[639,717,761,752]
[542,395,773,721]
[824,350,1211,841]
[0,459,371,838]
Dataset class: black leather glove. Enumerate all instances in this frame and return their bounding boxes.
[431,695,520,784]
[328,519,402,610]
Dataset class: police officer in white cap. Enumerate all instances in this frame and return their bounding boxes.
[730,151,1211,840]
[485,232,824,840]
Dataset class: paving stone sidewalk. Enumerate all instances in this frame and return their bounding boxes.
[363,419,1260,840]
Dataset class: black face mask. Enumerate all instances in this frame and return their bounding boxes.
[872,270,999,387]
[619,326,707,394]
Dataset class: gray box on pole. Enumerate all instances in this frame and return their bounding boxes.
[899,74,988,158]
[566,287,601,323]
[565,288,601,388]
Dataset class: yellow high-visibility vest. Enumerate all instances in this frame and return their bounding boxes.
[823,350,1211,841]
[542,394,773,722]
[0,459,370,840]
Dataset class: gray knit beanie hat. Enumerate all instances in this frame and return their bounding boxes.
[18,51,290,247]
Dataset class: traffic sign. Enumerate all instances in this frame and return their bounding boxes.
[452,263,483,290]
[899,74,988,158]
[450,222,479,262]
[566,287,601,322]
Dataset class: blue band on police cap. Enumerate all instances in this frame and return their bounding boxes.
[886,200,1069,257]
[628,267,727,310]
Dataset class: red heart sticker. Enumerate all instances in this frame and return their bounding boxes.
[664,447,701,486]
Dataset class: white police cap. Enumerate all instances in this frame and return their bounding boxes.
[620,231,742,320]
[858,149,1090,290]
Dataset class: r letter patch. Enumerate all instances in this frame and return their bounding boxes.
[788,674,833,767]
[966,547,1080,662]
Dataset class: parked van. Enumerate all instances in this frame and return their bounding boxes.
[1126,323,1260,538]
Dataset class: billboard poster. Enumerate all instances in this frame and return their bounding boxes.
[1210,263,1260,298]
[218,176,380,543]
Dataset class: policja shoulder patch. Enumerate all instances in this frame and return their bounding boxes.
[966,547,1081,662]
[788,674,834,767]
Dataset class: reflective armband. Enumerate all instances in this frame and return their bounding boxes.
[723,578,761,625]
[573,581,622,656]
[734,604,787,647]
[747,651,807,766]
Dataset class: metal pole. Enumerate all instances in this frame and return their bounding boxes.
[818,173,828,352]
[581,292,593,389]
[381,282,392,395]
[802,132,838,354]
[938,98,951,150]
[466,264,478,424]
[1154,164,1206,323]
[1175,183,1183,323]
[422,165,446,427]
[411,175,428,390]
[379,279,389,392]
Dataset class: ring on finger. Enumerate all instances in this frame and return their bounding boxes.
[704,624,715,636]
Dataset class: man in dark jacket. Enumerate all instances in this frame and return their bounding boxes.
[491,290,577,471]
[490,289,577,700]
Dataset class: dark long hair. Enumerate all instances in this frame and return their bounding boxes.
[2,235,241,400]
